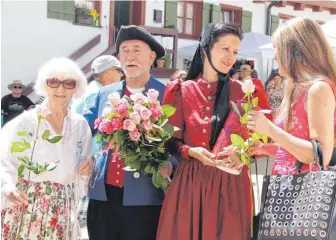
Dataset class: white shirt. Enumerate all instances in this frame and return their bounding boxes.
[1,108,92,205]
[126,85,145,94]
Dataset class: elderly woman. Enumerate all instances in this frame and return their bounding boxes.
[1,57,93,239]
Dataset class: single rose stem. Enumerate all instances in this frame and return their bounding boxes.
[15,115,42,240]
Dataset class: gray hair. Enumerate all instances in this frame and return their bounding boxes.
[34,57,87,99]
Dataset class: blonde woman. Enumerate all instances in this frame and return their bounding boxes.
[248,17,336,174]
[1,58,93,239]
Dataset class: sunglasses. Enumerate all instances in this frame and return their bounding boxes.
[46,78,76,89]
[13,85,23,89]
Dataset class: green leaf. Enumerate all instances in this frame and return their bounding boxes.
[252,97,259,108]
[262,135,269,144]
[96,134,102,143]
[113,130,125,145]
[24,140,31,149]
[106,112,117,120]
[241,154,248,164]
[156,171,163,186]
[241,113,248,125]
[152,171,160,188]
[162,105,176,118]
[159,161,169,168]
[46,184,52,195]
[125,153,139,163]
[46,135,63,144]
[230,134,245,148]
[46,162,58,171]
[163,124,174,136]
[144,165,152,175]
[18,164,25,177]
[158,128,165,138]
[10,142,28,153]
[42,130,51,140]
[242,103,250,113]
[230,102,241,117]
[127,161,140,170]
[17,131,27,137]
[18,156,29,164]
[252,132,260,141]
[162,178,169,188]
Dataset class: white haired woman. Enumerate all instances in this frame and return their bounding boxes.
[1,57,93,239]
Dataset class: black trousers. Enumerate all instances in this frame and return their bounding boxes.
[87,184,162,240]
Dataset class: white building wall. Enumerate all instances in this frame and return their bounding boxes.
[145,1,165,28]
[1,0,110,97]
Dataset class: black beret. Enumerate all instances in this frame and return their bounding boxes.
[116,25,166,59]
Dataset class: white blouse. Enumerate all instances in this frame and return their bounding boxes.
[0,108,92,204]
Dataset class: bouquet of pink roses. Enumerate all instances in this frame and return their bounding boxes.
[94,89,176,190]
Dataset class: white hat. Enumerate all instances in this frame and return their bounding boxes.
[91,55,121,74]
[8,79,25,90]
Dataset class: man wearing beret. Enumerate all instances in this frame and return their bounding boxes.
[82,25,178,240]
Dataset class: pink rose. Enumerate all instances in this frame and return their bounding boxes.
[36,105,50,118]
[129,129,141,141]
[108,92,121,106]
[105,120,114,134]
[147,89,159,102]
[130,112,141,124]
[102,106,113,117]
[133,104,143,114]
[130,92,146,104]
[98,120,109,133]
[115,102,129,117]
[111,117,123,131]
[94,117,103,129]
[150,103,163,119]
[123,119,136,132]
[242,79,255,94]
[140,108,152,121]
[142,119,153,130]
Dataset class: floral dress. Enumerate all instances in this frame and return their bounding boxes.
[267,83,284,110]
[1,107,92,240]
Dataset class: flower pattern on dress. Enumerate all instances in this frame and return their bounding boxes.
[1,181,71,240]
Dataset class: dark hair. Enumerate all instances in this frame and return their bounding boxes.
[208,23,243,50]
[264,69,282,90]
[251,69,258,78]
[229,68,238,78]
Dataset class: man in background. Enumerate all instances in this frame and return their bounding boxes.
[1,80,33,126]
[239,64,270,110]
[74,55,123,236]
[72,55,123,115]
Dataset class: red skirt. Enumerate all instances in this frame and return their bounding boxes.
[157,159,252,240]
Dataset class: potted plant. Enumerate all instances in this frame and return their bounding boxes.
[156,57,165,68]
[75,4,93,25]
[164,20,176,29]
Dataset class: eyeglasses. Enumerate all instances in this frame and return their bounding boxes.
[46,78,76,89]
[13,85,23,89]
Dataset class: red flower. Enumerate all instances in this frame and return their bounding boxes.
[94,117,103,129]
[57,230,63,237]
[225,124,248,140]
[50,218,57,228]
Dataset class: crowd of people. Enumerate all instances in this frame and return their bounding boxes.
[1,16,336,240]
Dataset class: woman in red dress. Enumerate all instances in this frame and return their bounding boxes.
[156,23,271,240]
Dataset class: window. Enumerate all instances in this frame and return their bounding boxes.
[47,0,101,27]
[177,2,196,35]
[220,4,242,25]
[221,10,235,23]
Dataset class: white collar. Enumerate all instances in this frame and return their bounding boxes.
[126,85,145,94]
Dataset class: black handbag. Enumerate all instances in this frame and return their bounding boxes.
[257,140,336,240]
